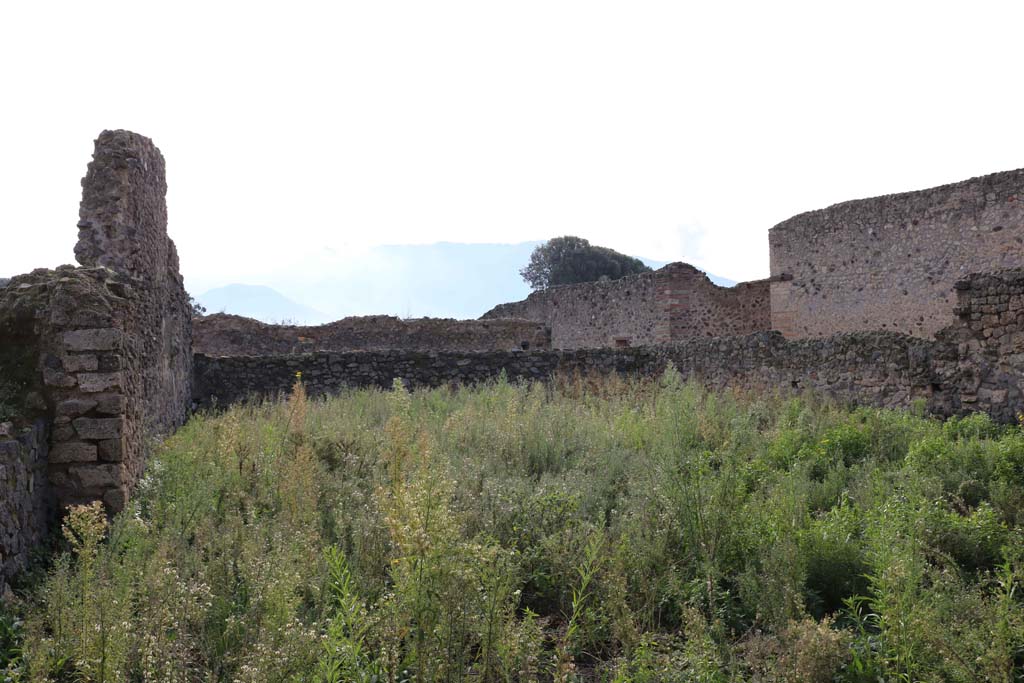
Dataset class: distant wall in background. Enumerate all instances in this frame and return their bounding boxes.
[195,269,1024,426]
[482,263,770,349]
[193,313,550,356]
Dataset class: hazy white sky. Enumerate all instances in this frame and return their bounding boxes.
[2,1,1023,291]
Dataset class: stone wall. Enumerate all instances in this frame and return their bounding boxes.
[0,130,192,584]
[660,266,771,341]
[75,131,193,442]
[0,420,51,586]
[932,268,1024,422]
[481,262,770,349]
[193,330,939,415]
[196,275,1024,422]
[0,266,140,512]
[193,313,550,356]
[769,168,1024,339]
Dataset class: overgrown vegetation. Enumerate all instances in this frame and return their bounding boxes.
[3,370,1024,681]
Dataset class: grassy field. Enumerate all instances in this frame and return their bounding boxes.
[2,368,1024,682]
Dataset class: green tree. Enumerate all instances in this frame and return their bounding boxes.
[520,236,651,290]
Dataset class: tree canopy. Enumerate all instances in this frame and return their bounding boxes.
[519,236,652,290]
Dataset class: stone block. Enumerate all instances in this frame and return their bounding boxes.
[52,424,76,442]
[50,443,97,463]
[56,398,98,417]
[103,486,129,513]
[96,354,123,372]
[48,470,73,490]
[68,464,121,491]
[63,329,122,351]
[77,372,123,393]
[98,438,124,462]
[43,368,77,388]
[93,393,126,415]
[63,354,98,372]
[72,417,122,440]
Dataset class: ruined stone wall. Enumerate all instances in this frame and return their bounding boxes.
[193,313,550,356]
[660,265,771,341]
[932,268,1024,422]
[481,263,770,349]
[1,266,140,513]
[0,131,191,584]
[483,268,663,348]
[76,130,193,441]
[769,168,1024,339]
[193,330,939,415]
[0,420,51,586]
[42,130,193,510]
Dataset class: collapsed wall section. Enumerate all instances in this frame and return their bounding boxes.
[193,313,550,356]
[769,168,1024,339]
[481,262,770,349]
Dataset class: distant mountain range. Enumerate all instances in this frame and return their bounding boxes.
[197,284,329,324]
[195,241,736,325]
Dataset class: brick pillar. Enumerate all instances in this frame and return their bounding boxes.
[657,263,699,343]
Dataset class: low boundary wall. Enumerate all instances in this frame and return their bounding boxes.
[194,330,939,414]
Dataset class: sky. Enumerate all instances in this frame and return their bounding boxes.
[2,1,1023,294]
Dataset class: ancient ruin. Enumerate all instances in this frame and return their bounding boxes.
[1,130,1023,586]
[193,312,550,356]
[482,263,770,348]
[769,169,1024,339]
[1,131,191,583]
